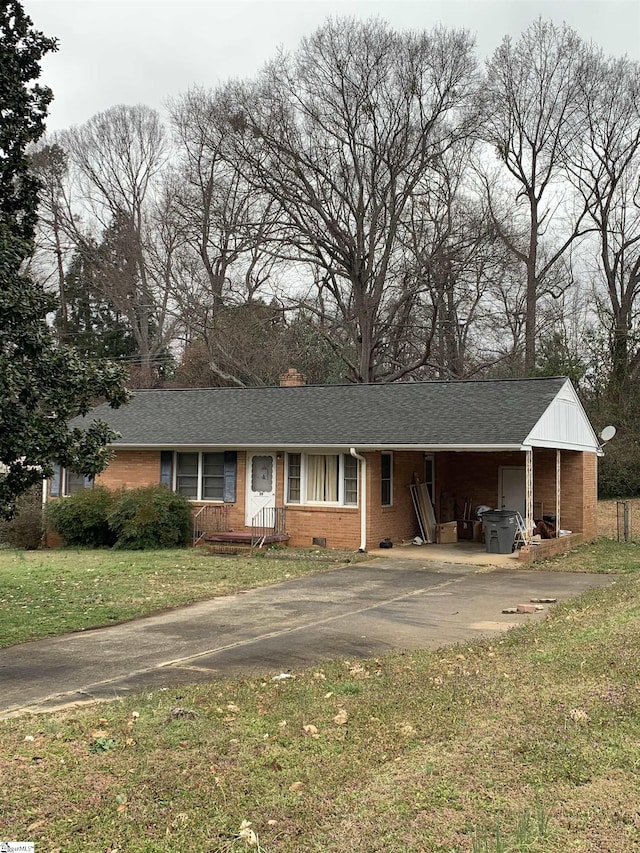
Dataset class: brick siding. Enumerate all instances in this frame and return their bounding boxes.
[95,450,161,490]
[46,446,597,551]
[435,451,524,521]
[366,451,423,547]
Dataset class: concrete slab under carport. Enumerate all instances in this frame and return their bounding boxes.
[368,541,521,567]
[0,557,615,718]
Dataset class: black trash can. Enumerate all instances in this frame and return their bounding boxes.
[481,510,518,554]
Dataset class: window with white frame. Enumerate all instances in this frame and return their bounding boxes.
[381,452,393,506]
[424,453,435,504]
[286,453,358,505]
[50,465,92,497]
[174,451,235,501]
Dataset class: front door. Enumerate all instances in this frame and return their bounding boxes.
[499,466,526,517]
[246,453,276,525]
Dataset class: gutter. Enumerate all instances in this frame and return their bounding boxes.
[110,442,525,452]
[349,448,367,553]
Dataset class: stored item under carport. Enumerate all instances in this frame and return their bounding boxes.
[482,510,518,554]
[436,521,457,544]
[457,519,483,540]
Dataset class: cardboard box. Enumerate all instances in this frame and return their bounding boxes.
[436,521,457,544]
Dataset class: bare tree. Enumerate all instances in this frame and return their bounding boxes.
[480,18,589,373]
[29,141,72,339]
[62,104,177,383]
[224,17,479,382]
[565,52,640,401]
[400,140,510,379]
[167,87,286,385]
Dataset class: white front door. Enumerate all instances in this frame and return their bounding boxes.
[498,466,526,517]
[246,453,276,525]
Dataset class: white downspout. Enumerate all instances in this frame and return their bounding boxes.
[350,448,367,552]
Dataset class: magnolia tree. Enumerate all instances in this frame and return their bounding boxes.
[0,2,128,518]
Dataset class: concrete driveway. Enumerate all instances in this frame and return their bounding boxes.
[0,556,615,718]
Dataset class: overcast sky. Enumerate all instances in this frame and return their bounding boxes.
[27,0,640,133]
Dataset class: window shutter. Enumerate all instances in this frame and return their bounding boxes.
[50,465,62,497]
[223,451,237,502]
[160,451,173,487]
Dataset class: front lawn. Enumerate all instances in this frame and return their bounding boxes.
[1,556,639,851]
[1,538,638,650]
[0,547,364,648]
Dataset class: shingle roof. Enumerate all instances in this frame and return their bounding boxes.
[73,376,575,449]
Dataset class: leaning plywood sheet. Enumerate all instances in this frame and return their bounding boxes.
[409,484,427,542]
[419,481,437,543]
[412,476,436,543]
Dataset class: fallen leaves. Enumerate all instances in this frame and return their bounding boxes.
[396,722,416,738]
[238,819,259,847]
[168,707,198,720]
[91,729,110,739]
[333,709,348,726]
[569,707,590,723]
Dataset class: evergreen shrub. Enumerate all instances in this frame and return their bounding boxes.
[45,486,117,547]
[107,485,192,550]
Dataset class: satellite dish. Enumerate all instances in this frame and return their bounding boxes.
[600,425,617,443]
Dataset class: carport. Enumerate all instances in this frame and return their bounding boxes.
[366,377,602,561]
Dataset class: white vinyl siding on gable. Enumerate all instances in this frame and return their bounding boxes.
[286,453,358,506]
[524,379,602,452]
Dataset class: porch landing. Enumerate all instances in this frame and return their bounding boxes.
[202,531,290,545]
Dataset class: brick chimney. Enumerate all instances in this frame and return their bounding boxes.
[279,367,306,387]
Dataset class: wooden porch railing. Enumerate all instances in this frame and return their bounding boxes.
[193,505,231,546]
[251,506,287,550]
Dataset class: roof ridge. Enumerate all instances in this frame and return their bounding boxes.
[128,376,568,393]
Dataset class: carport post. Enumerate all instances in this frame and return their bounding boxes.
[556,449,561,532]
[525,449,533,544]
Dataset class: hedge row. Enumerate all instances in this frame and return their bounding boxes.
[45,485,192,550]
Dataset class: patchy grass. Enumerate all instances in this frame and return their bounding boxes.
[0,547,365,648]
[538,536,640,574]
[1,571,640,851]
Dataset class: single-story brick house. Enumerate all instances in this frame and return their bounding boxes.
[46,372,603,559]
